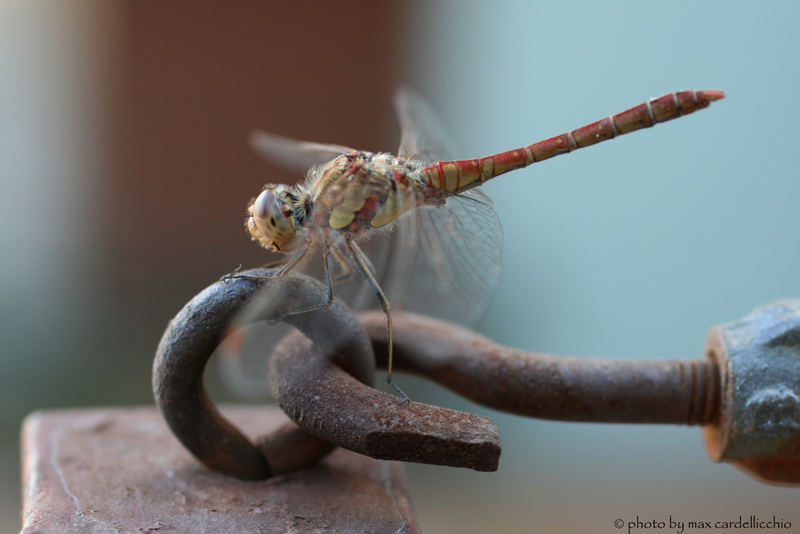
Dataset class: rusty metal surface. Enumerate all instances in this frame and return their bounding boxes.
[152,268,374,479]
[360,311,719,425]
[704,299,800,484]
[270,330,502,471]
[19,407,420,534]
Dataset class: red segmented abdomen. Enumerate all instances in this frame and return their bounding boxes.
[419,89,725,194]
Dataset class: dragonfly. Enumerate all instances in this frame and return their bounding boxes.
[227,89,724,401]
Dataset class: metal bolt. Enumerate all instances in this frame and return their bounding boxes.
[705,299,800,484]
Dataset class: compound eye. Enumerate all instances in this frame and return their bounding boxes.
[254,189,278,221]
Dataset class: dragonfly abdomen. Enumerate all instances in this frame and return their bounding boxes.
[419,89,725,195]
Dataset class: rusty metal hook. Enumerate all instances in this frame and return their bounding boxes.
[153,268,501,480]
[152,268,371,479]
[155,268,800,485]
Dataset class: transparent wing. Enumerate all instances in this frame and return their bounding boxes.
[353,90,502,325]
[250,130,354,170]
[352,188,502,327]
[407,189,502,325]
[395,88,458,163]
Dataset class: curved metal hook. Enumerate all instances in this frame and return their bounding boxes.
[152,268,374,480]
[153,268,502,479]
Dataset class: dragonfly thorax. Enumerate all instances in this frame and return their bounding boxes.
[311,151,430,236]
[246,184,309,253]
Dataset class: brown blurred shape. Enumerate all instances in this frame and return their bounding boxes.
[109,1,403,310]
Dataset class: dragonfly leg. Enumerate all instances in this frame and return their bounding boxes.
[331,243,381,284]
[330,245,357,283]
[348,240,410,404]
[221,246,309,282]
[278,244,337,318]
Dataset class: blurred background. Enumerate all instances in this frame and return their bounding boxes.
[2,1,799,532]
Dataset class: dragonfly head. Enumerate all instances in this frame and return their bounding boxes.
[247,184,305,253]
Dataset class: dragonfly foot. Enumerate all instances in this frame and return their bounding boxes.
[386,376,410,404]
[220,272,278,283]
[219,265,244,282]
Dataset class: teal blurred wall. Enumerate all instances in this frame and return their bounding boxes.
[403,1,800,532]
